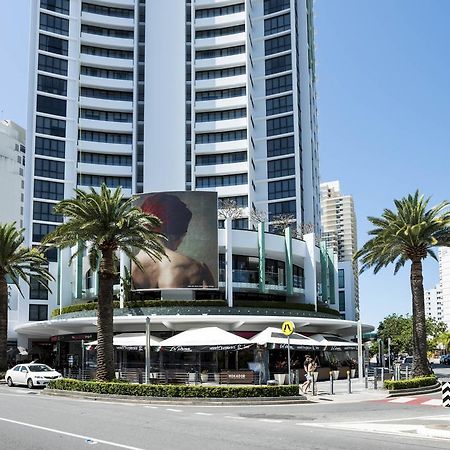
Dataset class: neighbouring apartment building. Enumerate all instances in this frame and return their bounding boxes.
[424,285,444,323]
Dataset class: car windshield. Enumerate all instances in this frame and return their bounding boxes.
[28,365,53,372]
[404,357,412,363]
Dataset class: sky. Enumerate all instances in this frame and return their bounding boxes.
[0,1,449,328]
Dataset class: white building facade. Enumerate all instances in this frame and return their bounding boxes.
[438,247,450,327]
[424,285,444,323]
[320,181,359,320]
[17,0,354,361]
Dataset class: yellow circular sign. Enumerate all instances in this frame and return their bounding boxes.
[281,320,295,336]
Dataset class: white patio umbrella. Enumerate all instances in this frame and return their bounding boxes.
[249,327,325,351]
[85,333,162,350]
[309,334,358,352]
[157,327,253,352]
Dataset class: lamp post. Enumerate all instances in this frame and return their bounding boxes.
[145,317,151,384]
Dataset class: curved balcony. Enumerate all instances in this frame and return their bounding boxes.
[81,12,134,30]
[80,33,134,50]
[80,75,133,91]
[194,32,246,50]
[195,138,247,154]
[195,74,247,91]
[195,96,247,112]
[195,53,246,70]
[79,96,133,112]
[80,53,133,70]
[195,161,248,177]
[195,117,247,133]
[77,162,132,177]
[78,118,133,133]
[77,140,132,154]
[195,11,245,29]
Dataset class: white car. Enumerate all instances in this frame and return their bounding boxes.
[5,363,62,389]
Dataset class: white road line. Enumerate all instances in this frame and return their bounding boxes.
[0,417,145,450]
[388,397,417,403]
[166,408,182,412]
[259,419,283,423]
[195,412,212,416]
[225,416,245,420]
[144,406,158,409]
[421,399,442,406]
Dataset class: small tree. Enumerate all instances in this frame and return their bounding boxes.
[271,213,296,235]
[218,199,243,221]
[0,223,53,370]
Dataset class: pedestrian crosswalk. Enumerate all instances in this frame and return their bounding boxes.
[375,395,443,407]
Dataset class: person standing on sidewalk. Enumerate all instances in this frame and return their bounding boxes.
[301,356,313,393]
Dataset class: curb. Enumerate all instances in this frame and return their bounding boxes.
[387,382,442,398]
[42,389,309,405]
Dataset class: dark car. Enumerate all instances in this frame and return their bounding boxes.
[439,354,450,365]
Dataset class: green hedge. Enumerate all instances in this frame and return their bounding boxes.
[384,375,437,391]
[48,378,299,398]
[52,299,340,318]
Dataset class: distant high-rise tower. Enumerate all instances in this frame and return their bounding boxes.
[320,181,359,320]
[438,247,450,327]
[424,285,444,323]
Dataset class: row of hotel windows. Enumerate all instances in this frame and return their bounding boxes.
[196,65,245,80]
[196,24,245,39]
[195,3,244,19]
[196,45,245,60]
[196,108,246,123]
[41,0,70,15]
[81,2,134,19]
[81,45,134,60]
[196,151,247,166]
[196,87,245,101]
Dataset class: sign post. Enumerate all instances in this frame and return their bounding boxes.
[281,320,295,384]
[145,317,151,384]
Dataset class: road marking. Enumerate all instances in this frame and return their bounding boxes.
[0,417,145,450]
[388,397,417,403]
[166,408,182,412]
[259,419,283,423]
[421,399,442,406]
[225,416,245,420]
[195,412,212,416]
[144,406,158,409]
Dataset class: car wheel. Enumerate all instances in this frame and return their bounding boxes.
[6,377,14,387]
[27,378,34,389]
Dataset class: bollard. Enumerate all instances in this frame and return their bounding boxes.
[381,367,384,385]
[442,381,450,407]
[347,371,352,394]
[312,374,316,396]
[374,368,378,390]
[330,371,334,395]
[364,365,368,389]
[405,366,409,380]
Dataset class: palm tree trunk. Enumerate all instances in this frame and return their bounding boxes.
[96,248,115,381]
[0,274,9,371]
[410,259,431,377]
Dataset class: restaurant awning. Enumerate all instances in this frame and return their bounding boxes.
[157,327,253,352]
[85,333,162,351]
[309,334,358,352]
[249,327,325,351]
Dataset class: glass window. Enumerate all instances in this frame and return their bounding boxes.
[264,0,290,15]
[79,153,132,166]
[35,137,65,158]
[195,3,244,19]
[80,109,132,123]
[267,135,295,157]
[37,74,67,96]
[196,24,245,39]
[39,34,68,56]
[29,276,49,299]
[266,94,293,116]
[36,95,66,117]
[266,74,292,95]
[264,13,290,36]
[34,158,65,180]
[40,13,69,36]
[80,87,133,101]
[265,54,291,75]
[268,200,296,220]
[34,180,64,200]
[293,265,304,288]
[196,45,245,60]
[196,173,248,188]
[196,87,246,101]
[38,54,68,76]
[232,218,248,230]
[41,0,70,15]
[81,24,133,39]
[265,34,291,56]
[33,201,62,223]
[267,157,295,178]
[196,108,246,123]
[339,291,346,311]
[80,66,133,80]
[196,129,247,144]
[36,116,66,137]
[265,258,285,285]
[219,195,248,207]
[77,174,132,189]
[82,3,134,18]
[79,131,132,144]
[81,45,133,60]
[29,305,48,321]
[232,255,258,283]
[196,66,245,80]
[338,269,345,289]
[196,151,247,165]
[32,223,56,242]
[268,178,296,200]
[267,115,294,136]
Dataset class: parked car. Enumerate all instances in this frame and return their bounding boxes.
[440,354,450,365]
[400,356,413,370]
[5,363,62,389]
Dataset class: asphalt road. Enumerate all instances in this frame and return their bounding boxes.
[1,384,450,450]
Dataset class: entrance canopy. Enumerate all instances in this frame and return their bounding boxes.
[157,327,253,352]
[309,334,358,352]
[85,333,162,351]
[249,327,324,351]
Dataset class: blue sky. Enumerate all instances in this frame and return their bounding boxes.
[1,1,448,327]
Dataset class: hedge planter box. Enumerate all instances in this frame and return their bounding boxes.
[48,378,299,398]
[384,375,437,391]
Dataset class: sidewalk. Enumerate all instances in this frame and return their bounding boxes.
[302,377,389,403]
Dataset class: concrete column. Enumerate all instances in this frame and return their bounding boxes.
[225,217,233,307]
[258,222,265,293]
[285,227,293,296]
[304,233,317,309]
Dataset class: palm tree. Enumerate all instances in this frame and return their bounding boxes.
[0,223,52,371]
[355,191,450,376]
[43,185,166,381]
